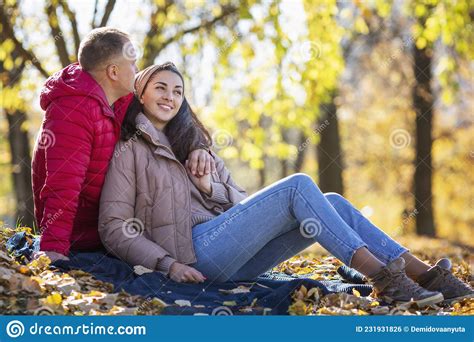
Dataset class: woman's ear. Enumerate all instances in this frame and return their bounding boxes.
[139,96,144,104]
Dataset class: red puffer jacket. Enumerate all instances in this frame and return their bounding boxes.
[32,63,133,255]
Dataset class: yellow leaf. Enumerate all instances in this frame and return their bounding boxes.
[299,285,307,295]
[416,37,427,49]
[352,289,361,297]
[3,58,13,71]
[354,17,369,34]
[18,265,30,274]
[46,292,62,306]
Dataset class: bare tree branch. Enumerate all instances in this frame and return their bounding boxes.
[0,6,49,78]
[58,0,81,56]
[161,6,238,50]
[142,4,238,66]
[45,1,71,67]
[141,0,174,67]
[91,0,99,28]
[99,0,117,27]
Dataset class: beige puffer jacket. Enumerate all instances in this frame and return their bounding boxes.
[98,113,247,274]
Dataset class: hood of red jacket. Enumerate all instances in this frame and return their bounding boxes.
[40,63,111,113]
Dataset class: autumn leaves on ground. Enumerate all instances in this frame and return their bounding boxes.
[0,226,472,316]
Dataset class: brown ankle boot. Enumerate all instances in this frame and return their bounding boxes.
[368,258,444,307]
[417,258,474,303]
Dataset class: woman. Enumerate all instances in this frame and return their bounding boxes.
[99,62,473,307]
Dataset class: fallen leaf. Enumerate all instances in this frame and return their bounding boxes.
[45,292,62,306]
[174,299,191,307]
[218,285,251,294]
[223,300,237,306]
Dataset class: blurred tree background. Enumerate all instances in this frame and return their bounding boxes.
[0,0,472,246]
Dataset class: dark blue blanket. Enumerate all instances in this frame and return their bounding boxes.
[6,232,372,315]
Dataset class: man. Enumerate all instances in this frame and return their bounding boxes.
[33,28,214,262]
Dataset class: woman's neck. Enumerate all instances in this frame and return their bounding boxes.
[143,112,167,131]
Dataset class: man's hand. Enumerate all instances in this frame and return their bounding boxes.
[185,160,212,195]
[168,262,206,283]
[186,149,216,177]
[33,250,70,263]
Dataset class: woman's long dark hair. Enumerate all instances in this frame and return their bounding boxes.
[121,63,212,163]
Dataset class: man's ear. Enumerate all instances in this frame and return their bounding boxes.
[105,64,119,81]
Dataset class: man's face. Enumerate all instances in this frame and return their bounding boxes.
[114,41,138,95]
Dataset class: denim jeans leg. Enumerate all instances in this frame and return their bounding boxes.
[191,173,368,282]
[191,181,301,282]
[227,222,316,281]
[324,192,409,264]
[228,192,410,281]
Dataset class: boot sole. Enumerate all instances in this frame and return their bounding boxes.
[441,292,474,305]
[382,292,444,307]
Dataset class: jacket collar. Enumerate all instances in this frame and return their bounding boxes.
[135,113,163,147]
[135,113,176,160]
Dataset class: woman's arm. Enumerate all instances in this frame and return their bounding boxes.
[98,141,177,274]
[203,150,248,210]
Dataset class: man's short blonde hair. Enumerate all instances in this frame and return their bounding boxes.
[78,27,130,71]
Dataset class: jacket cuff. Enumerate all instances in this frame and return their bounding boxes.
[205,182,229,204]
[193,143,210,153]
[155,255,177,275]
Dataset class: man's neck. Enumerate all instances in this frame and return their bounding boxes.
[89,72,120,106]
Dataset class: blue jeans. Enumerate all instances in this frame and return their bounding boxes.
[191,173,408,282]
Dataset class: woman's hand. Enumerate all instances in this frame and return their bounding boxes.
[186,149,216,177]
[32,250,70,263]
[168,262,206,283]
[185,160,212,195]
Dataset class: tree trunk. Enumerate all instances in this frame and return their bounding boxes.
[412,43,435,236]
[280,129,290,178]
[316,93,344,194]
[258,167,266,188]
[5,110,35,227]
[0,5,35,228]
[294,132,307,173]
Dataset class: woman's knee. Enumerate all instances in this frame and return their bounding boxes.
[324,192,346,206]
[285,173,314,187]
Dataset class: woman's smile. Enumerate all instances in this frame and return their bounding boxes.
[157,103,173,111]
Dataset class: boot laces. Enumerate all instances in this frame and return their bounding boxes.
[439,268,472,290]
[392,270,425,296]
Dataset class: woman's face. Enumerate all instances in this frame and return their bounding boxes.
[140,70,184,130]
